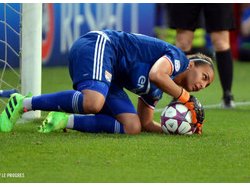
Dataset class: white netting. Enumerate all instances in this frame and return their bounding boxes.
[0,3,21,104]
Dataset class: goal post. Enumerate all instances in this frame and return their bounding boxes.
[21,3,42,119]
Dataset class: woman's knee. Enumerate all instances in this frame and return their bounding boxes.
[84,102,103,113]
[116,114,142,135]
[82,90,105,114]
[124,122,141,135]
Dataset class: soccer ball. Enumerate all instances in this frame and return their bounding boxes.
[160,102,197,135]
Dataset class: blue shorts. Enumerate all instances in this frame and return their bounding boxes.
[68,31,136,116]
[68,31,116,90]
[101,83,137,116]
[76,80,136,116]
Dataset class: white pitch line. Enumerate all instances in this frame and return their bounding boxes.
[154,101,250,113]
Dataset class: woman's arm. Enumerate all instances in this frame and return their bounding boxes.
[137,56,193,133]
[137,97,162,133]
[149,56,183,99]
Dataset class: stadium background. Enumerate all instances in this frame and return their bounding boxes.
[1,3,249,68]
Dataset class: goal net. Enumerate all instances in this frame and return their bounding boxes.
[0,4,21,101]
[0,3,42,118]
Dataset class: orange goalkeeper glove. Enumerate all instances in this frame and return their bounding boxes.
[177,88,205,134]
[195,123,203,135]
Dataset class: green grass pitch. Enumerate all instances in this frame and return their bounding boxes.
[1,62,250,182]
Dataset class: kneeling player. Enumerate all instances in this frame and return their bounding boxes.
[0,30,214,134]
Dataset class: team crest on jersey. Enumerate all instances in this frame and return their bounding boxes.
[174,59,180,72]
[105,70,112,82]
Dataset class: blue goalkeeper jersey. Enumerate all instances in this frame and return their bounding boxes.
[102,30,190,105]
[69,30,190,108]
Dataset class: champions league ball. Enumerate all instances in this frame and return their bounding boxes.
[160,102,197,135]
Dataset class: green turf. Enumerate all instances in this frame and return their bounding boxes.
[1,62,250,182]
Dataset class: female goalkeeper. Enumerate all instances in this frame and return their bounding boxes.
[0,30,214,135]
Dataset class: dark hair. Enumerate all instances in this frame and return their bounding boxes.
[187,53,214,71]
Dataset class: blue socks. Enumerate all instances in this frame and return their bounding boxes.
[29,90,125,134]
[31,90,84,113]
[71,114,125,134]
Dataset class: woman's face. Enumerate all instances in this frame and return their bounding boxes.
[184,62,214,92]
